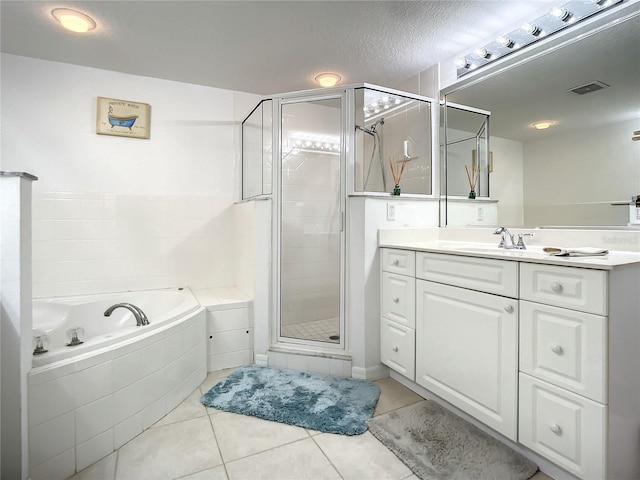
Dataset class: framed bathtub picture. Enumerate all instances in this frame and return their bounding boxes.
[96,96,151,139]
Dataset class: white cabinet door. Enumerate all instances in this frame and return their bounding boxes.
[519,373,606,480]
[380,318,415,380]
[381,272,416,328]
[520,300,607,403]
[415,279,518,440]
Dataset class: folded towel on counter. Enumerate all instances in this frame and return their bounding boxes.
[543,247,609,257]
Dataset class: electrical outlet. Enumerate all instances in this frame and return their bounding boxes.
[477,206,484,222]
[387,203,396,221]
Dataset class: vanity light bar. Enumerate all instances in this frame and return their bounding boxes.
[455,0,623,77]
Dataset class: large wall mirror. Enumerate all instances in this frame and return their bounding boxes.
[442,2,640,229]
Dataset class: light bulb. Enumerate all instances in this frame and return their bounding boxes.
[51,8,96,33]
[314,73,341,88]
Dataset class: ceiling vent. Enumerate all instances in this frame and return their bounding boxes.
[569,81,610,95]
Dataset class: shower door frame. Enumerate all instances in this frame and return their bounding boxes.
[272,90,347,351]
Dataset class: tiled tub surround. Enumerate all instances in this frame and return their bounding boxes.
[31,192,237,298]
[196,288,255,372]
[28,299,206,479]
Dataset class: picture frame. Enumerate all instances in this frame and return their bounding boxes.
[96,96,151,139]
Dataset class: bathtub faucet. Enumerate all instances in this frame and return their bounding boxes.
[104,303,150,326]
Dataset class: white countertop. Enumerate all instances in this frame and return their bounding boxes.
[378,239,640,270]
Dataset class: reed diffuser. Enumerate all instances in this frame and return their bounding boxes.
[389,156,409,195]
[465,164,479,199]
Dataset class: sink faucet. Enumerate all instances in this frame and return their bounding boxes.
[494,227,534,250]
[104,303,150,326]
[494,227,516,249]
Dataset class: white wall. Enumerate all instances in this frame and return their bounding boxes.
[348,196,439,379]
[524,119,639,226]
[490,136,524,226]
[1,54,259,297]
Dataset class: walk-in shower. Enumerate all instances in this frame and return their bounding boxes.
[242,85,433,350]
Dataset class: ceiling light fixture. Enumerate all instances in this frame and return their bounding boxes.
[454,0,622,78]
[51,8,96,33]
[314,73,341,88]
[531,120,556,130]
[551,6,573,22]
[522,23,542,36]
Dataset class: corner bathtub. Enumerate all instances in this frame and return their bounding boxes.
[32,287,201,367]
[28,288,207,480]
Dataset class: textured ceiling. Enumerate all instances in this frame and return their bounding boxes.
[0,1,560,95]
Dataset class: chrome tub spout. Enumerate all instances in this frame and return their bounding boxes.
[104,303,150,326]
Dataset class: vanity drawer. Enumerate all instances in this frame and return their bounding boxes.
[381,248,415,276]
[380,318,415,380]
[519,373,606,480]
[520,263,607,315]
[381,272,415,328]
[415,252,518,298]
[520,301,607,403]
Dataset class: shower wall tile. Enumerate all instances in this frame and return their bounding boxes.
[29,448,75,480]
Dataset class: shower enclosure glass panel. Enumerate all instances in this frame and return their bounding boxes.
[242,100,273,199]
[443,104,490,198]
[354,88,432,194]
[279,97,343,345]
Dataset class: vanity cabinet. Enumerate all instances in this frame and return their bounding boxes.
[414,252,519,440]
[380,249,416,379]
[518,263,608,479]
[379,246,640,480]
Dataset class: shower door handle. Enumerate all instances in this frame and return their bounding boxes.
[341,211,345,232]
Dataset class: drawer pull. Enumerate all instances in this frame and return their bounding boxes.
[503,304,514,313]
[550,282,563,293]
[549,423,562,435]
[392,346,399,352]
[550,344,564,355]
[392,259,400,266]
[393,297,400,303]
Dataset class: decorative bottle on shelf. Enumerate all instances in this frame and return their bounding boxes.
[392,184,401,196]
[468,190,476,199]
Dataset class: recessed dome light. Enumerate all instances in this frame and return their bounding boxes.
[314,73,341,88]
[51,8,96,33]
[531,120,556,130]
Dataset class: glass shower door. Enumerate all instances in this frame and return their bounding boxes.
[278,96,343,346]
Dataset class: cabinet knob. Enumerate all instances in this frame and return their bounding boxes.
[392,259,400,266]
[503,304,514,313]
[550,344,564,355]
[393,297,400,303]
[549,423,562,435]
[392,346,399,352]
[550,282,563,293]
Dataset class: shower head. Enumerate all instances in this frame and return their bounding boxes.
[356,118,385,136]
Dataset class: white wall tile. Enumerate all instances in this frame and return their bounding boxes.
[142,396,167,430]
[28,373,75,427]
[76,429,114,472]
[29,448,75,480]
[73,360,113,408]
[114,413,143,450]
[29,411,75,465]
[112,379,144,425]
[207,350,252,372]
[76,395,113,444]
[307,356,331,375]
[209,329,253,354]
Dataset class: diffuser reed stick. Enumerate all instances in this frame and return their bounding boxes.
[465,164,479,199]
[465,164,479,191]
[389,156,409,188]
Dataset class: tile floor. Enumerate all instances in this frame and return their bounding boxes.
[69,368,553,480]
[281,318,340,344]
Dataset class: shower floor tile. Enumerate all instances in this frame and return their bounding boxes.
[281,317,340,343]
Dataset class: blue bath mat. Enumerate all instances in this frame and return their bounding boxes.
[200,364,380,435]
